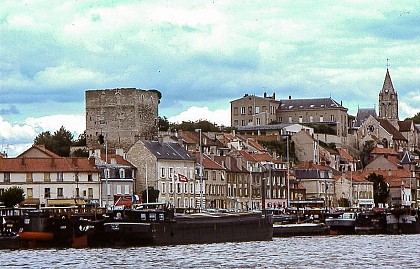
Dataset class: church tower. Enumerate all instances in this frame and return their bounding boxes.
[378,68,398,126]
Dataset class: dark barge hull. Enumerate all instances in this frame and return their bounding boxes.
[273,223,330,237]
[102,212,273,247]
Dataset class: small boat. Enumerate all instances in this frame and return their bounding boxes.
[273,222,330,237]
[386,208,420,234]
[0,232,20,250]
[325,212,356,235]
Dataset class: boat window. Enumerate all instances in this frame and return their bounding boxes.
[159,213,165,220]
[141,213,147,221]
[149,213,157,221]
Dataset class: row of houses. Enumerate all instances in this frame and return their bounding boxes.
[1,129,418,211]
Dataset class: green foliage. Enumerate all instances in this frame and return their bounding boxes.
[338,197,350,208]
[0,187,25,208]
[72,148,89,157]
[367,173,389,207]
[361,140,375,167]
[258,139,295,161]
[170,120,219,132]
[34,126,74,157]
[405,112,420,124]
[141,187,160,203]
[158,116,170,131]
[304,123,336,135]
[73,131,87,146]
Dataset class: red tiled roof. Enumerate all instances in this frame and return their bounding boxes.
[238,150,257,162]
[100,154,135,167]
[251,153,276,163]
[190,152,225,170]
[370,147,399,155]
[247,140,266,151]
[0,157,97,172]
[337,148,354,162]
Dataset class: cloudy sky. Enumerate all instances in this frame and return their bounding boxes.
[1,0,419,156]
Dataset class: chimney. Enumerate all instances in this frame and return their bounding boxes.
[72,158,78,167]
[88,156,95,166]
[272,93,275,99]
[264,92,267,98]
[289,95,291,100]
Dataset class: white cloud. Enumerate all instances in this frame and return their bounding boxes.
[168,106,230,126]
[0,114,85,157]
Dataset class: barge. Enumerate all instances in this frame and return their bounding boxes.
[102,204,273,246]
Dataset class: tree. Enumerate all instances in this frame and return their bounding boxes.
[361,140,375,167]
[367,173,389,207]
[0,187,25,207]
[158,116,170,132]
[34,126,74,157]
[141,187,160,203]
[405,112,420,124]
[170,120,219,132]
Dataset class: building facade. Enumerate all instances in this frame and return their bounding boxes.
[230,93,280,127]
[378,68,398,127]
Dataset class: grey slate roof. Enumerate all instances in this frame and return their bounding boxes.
[142,140,195,161]
[237,123,292,131]
[355,108,377,127]
[277,97,346,111]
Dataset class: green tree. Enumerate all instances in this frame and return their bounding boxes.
[405,112,420,124]
[0,186,25,207]
[361,140,375,167]
[34,126,74,157]
[367,173,389,207]
[170,120,219,132]
[158,116,170,132]
[141,187,160,203]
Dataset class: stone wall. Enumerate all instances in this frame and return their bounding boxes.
[86,88,159,152]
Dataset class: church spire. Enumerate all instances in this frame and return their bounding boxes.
[381,68,396,94]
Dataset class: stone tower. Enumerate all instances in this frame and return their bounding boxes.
[378,68,398,127]
[85,88,160,152]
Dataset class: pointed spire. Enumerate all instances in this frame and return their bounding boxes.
[381,68,395,94]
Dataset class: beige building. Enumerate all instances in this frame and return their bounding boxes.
[126,140,197,208]
[277,97,349,137]
[231,93,280,127]
[0,145,100,207]
[292,130,320,164]
[86,88,160,152]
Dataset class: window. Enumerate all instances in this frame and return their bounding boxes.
[57,172,63,182]
[255,106,260,114]
[234,120,238,126]
[256,118,261,125]
[189,168,194,179]
[162,182,166,194]
[320,116,324,122]
[177,183,182,194]
[299,116,303,123]
[75,173,79,182]
[241,120,245,126]
[169,182,174,193]
[83,190,87,197]
[240,106,246,115]
[119,168,125,179]
[124,185,129,194]
[27,188,33,198]
[233,107,238,116]
[4,172,10,182]
[248,106,252,115]
[309,116,314,122]
[75,188,80,197]
[169,167,174,179]
[278,117,283,123]
[184,198,189,208]
[45,188,51,198]
[88,188,93,199]
[184,183,188,194]
[330,115,335,122]
[116,185,122,194]
[26,173,33,182]
[288,116,292,123]
[160,167,166,178]
[57,188,63,198]
[88,174,93,182]
[107,184,111,196]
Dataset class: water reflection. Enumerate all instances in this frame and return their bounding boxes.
[2,235,420,268]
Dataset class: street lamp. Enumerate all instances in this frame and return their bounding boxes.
[195,129,203,211]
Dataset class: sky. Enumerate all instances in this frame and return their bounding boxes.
[1,0,419,157]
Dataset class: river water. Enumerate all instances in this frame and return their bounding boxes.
[1,235,420,268]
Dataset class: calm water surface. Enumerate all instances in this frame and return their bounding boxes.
[2,235,420,268]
